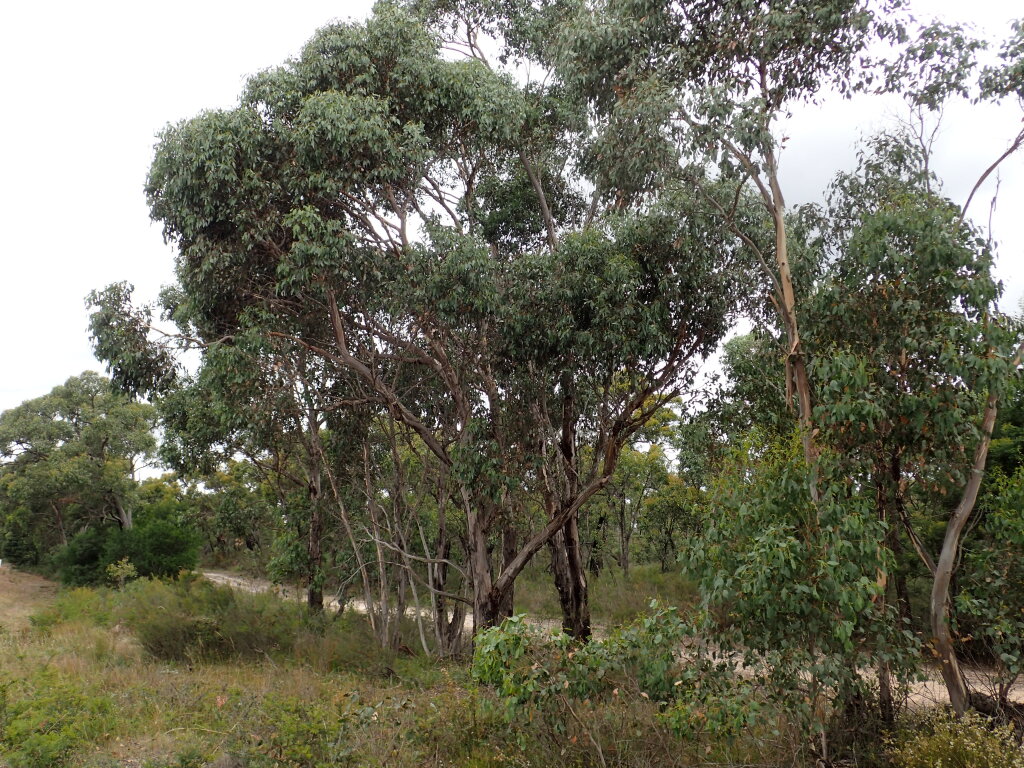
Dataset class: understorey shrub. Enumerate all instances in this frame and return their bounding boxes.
[55,520,199,587]
[0,670,116,768]
[115,576,393,672]
[682,434,922,760]
[117,575,304,661]
[956,466,1024,707]
[886,709,1024,768]
[472,605,783,765]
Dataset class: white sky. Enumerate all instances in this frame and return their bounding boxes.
[0,0,1021,414]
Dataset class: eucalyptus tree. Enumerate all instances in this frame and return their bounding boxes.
[555,0,913,475]
[555,0,1024,477]
[177,461,273,556]
[0,372,156,563]
[90,3,739,637]
[583,443,669,575]
[163,327,376,616]
[554,0,1024,716]
[795,131,1021,719]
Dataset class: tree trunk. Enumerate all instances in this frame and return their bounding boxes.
[617,500,631,575]
[549,516,591,639]
[306,466,325,614]
[496,525,517,618]
[587,511,607,577]
[466,493,502,632]
[51,502,68,547]
[931,390,1000,715]
[877,598,896,724]
[112,496,132,530]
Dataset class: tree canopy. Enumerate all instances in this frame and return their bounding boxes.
[0,372,156,563]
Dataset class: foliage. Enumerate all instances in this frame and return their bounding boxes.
[104,557,138,589]
[474,607,687,716]
[0,670,116,768]
[243,694,363,768]
[54,520,198,587]
[886,709,1024,768]
[27,587,116,632]
[989,375,1024,480]
[957,466,1024,696]
[636,476,705,573]
[112,576,388,672]
[473,609,685,761]
[807,132,1016,486]
[89,0,741,636]
[0,372,156,565]
[682,435,921,744]
[68,0,1024,751]
[116,575,305,662]
[178,462,273,558]
[472,606,795,763]
[580,443,670,575]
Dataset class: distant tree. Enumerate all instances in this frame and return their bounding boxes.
[637,474,704,573]
[0,372,155,565]
[583,444,669,575]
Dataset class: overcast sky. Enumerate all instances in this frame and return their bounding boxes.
[1,0,1021,414]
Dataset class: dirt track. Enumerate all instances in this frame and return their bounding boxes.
[0,566,1019,711]
[0,564,58,632]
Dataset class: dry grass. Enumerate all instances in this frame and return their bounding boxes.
[4,565,991,768]
[0,570,513,768]
[0,565,58,632]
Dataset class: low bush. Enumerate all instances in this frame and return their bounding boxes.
[0,671,117,768]
[117,575,305,662]
[472,604,780,766]
[116,576,395,672]
[242,694,360,768]
[887,709,1024,768]
[29,585,117,629]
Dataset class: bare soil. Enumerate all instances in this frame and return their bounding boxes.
[0,564,58,632]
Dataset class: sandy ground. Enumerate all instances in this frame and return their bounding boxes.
[0,563,58,632]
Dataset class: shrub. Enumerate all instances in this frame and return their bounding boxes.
[114,519,199,579]
[29,586,117,629]
[117,576,303,662]
[887,710,1024,768]
[682,435,922,753]
[55,527,109,586]
[0,671,117,768]
[241,694,387,768]
[473,606,701,764]
[115,576,391,670]
[956,467,1024,701]
[106,557,139,588]
[56,521,199,587]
